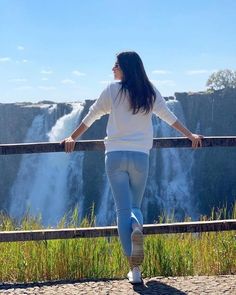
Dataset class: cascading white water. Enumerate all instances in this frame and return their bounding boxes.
[9,111,51,221]
[9,103,85,225]
[157,100,195,219]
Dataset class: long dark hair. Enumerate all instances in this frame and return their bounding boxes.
[117,51,156,114]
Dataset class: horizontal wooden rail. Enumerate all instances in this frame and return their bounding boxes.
[0,219,235,243]
[0,136,236,155]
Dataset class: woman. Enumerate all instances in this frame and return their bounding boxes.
[61,51,203,284]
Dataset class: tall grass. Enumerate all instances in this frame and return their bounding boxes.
[0,204,235,283]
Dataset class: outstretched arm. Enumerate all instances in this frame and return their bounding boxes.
[171,120,204,148]
[60,122,88,153]
[61,85,111,153]
[152,88,203,149]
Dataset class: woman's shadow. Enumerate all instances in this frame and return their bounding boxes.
[133,279,187,295]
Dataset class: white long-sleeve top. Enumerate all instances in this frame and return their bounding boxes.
[82,82,177,154]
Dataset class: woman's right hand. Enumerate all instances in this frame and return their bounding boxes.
[60,136,76,153]
[188,133,204,149]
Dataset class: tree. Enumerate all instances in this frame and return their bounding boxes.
[206,69,236,91]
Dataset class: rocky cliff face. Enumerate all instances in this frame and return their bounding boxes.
[0,89,235,223]
[175,89,236,215]
[175,88,236,135]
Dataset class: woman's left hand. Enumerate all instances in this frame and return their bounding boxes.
[60,136,76,153]
[189,133,204,149]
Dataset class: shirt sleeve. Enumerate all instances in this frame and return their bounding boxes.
[152,87,177,125]
[82,85,112,127]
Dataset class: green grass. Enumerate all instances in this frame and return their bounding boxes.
[0,204,235,283]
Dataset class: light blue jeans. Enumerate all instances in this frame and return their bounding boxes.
[105,151,149,256]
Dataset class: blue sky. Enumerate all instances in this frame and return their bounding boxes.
[0,0,236,103]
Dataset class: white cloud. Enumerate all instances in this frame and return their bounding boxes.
[38,86,56,90]
[185,69,216,75]
[0,57,11,62]
[151,79,176,87]
[152,70,172,75]
[16,59,29,64]
[9,78,28,83]
[41,77,48,81]
[40,69,53,75]
[72,70,86,76]
[17,45,25,50]
[61,79,76,84]
[17,86,33,90]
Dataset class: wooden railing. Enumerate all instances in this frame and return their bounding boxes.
[1,136,236,155]
[0,220,235,243]
[0,136,235,243]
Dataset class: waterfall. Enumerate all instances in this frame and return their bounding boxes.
[156,100,195,219]
[2,90,235,226]
[9,103,85,225]
[9,111,50,220]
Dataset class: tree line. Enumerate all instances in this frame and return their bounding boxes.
[206,69,236,91]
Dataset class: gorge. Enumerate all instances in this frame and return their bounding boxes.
[0,88,235,226]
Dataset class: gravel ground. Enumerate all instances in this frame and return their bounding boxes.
[0,275,235,294]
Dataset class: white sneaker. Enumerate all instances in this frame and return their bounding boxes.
[127,267,142,284]
[131,227,144,266]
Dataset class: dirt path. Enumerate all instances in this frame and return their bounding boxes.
[0,275,235,294]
